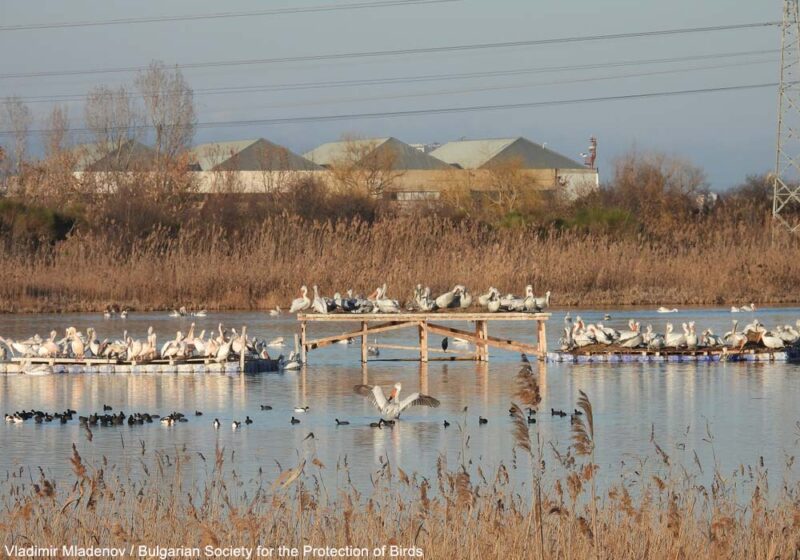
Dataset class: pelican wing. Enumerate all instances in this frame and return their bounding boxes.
[353,384,388,410]
[398,392,440,411]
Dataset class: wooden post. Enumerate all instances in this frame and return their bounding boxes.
[536,319,547,360]
[418,320,429,362]
[473,321,482,361]
[480,320,489,362]
[361,321,368,363]
[240,326,247,372]
[300,322,307,365]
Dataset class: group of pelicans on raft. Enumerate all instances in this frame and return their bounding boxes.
[559,316,799,351]
[0,323,301,370]
[288,284,551,314]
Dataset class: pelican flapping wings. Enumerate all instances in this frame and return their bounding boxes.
[354,382,440,420]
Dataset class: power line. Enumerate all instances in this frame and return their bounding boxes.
[12,48,778,104]
[200,58,775,113]
[0,82,778,136]
[0,21,779,80]
[0,0,460,32]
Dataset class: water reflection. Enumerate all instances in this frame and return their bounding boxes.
[0,308,798,492]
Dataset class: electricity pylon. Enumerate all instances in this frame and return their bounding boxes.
[773,0,800,233]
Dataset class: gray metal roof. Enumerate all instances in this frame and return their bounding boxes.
[304,137,450,170]
[430,137,585,170]
[190,138,322,171]
[71,140,156,171]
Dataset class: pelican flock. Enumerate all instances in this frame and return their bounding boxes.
[0,322,301,370]
[285,283,551,314]
[559,317,799,351]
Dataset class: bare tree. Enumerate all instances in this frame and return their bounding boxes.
[255,143,292,193]
[483,156,540,215]
[135,61,196,164]
[84,85,140,169]
[2,96,33,173]
[329,136,403,197]
[44,104,70,158]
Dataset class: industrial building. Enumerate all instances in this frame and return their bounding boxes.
[70,134,598,200]
[72,140,156,172]
[303,137,450,170]
[190,138,322,193]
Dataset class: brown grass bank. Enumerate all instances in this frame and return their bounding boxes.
[0,216,798,313]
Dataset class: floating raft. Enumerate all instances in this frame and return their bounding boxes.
[0,356,279,375]
[547,344,797,364]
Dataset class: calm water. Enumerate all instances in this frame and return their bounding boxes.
[1,307,799,490]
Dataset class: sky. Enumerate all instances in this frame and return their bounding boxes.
[0,0,782,188]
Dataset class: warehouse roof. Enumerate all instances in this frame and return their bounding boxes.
[304,137,450,170]
[72,140,156,171]
[190,138,322,171]
[430,137,585,170]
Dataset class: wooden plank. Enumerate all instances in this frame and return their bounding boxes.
[298,312,550,322]
[426,322,540,355]
[305,321,418,351]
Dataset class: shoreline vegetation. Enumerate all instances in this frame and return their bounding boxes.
[2,387,800,559]
[1,64,798,314]
[1,214,799,314]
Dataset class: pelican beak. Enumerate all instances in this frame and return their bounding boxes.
[388,388,398,402]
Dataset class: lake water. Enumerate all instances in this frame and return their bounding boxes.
[1,307,799,492]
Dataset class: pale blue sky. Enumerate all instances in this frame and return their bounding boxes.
[0,0,781,187]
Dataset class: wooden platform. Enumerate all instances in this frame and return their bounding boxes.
[0,356,279,375]
[298,312,550,363]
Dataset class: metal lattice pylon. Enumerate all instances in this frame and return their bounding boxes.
[774,0,800,233]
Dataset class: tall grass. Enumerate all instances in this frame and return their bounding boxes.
[0,216,797,312]
[2,388,799,559]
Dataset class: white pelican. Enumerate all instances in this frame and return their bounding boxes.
[267,337,285,348]
[215,339,233,363]
[353,382,440,420]
[374,285,400,313]
[664,323,686,348]
[533,290,551,311]
[67,327,85,358]
[588,325,612,345]
[477,287,498,307]
[161,331,184,360]
[487,291,501,313]
[724,320,747,348]
[456,285,473,308]
[193,310,207,317]
[740,303,756,312]
[730,306,741,313]
[435,286,459,309]
[120,309,128,319]
[289,286,311,314]
[269,306,281,317]
[311,285,328,314]
[762,331,785,349]
[522,285,535,311]
[685,321,698,349]
[657,307,678,313]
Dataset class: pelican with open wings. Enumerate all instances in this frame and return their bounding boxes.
[354,382,440,420]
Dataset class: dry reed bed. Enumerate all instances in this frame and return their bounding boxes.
[2,387,799,560]
[0,217,797,312]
